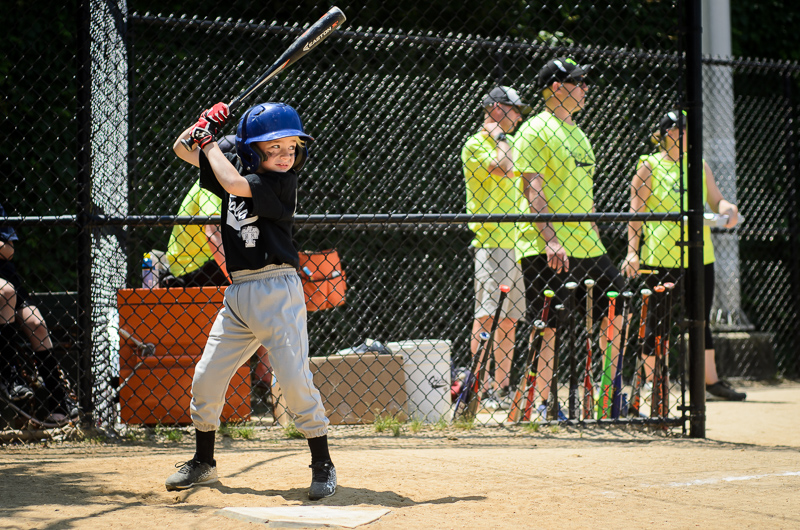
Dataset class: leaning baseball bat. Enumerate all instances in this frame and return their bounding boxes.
[628,288,652,417]
[508,319,545,422]
[466,284,510,418]
[454,331,490,421]
[116,328,157,397]
[597,291,619,420]
[522,290,555,422]
[547,304,566,421]
[661,282,675,417]
[565,282,579,420]
[508,290,554,423]
[182,6,346,150]
[611,291,633,419]
[582,278,595,420]
[651,284,666,418]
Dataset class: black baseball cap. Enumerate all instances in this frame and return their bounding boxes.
[659,110,686,137]
[537,57,591,89]
[483,86,532,114]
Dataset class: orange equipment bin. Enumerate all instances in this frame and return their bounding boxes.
[117,287,251,425]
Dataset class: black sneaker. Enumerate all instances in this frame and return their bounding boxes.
[165,459,219,491]
[706,380,747,401]
[309,460,337,500]
[1,380,34,402]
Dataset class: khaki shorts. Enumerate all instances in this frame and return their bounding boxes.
[473,247,526,321]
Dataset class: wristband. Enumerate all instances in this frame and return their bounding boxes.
[495,133,507,142]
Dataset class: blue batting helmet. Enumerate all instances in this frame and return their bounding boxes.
[235,103,314,173]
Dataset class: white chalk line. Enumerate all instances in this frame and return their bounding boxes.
[662,471,800,488]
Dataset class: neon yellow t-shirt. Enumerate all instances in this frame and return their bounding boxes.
[167,180,222,276]
[462,131,521,249]
[513,111,605,259]
[639,153,715,268]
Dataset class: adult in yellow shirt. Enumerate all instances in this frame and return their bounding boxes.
[514,57,625,418]
[163,135,236,288]
[462,86,530,407]
[163,180,228,287]
[623,110,745,401]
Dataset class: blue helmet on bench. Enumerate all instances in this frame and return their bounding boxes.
[235,103,315,173]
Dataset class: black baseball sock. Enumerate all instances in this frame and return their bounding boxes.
[0,323,14,377]
[307,435,332,464]
[33,349,66,398]
[194,429,216,465]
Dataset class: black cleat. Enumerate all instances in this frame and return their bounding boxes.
[706,380,747,401]
[309,460,337,500]
[165,459,219,491]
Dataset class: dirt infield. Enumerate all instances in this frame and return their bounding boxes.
[2,381,799,529]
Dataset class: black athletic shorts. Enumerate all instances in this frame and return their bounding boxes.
[641,263,714,352]
[520,253,626,328]
[161,259,230,288]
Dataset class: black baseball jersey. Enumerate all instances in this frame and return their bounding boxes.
[199,151,299,273]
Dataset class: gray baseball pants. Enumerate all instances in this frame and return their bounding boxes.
[191,265,329,437]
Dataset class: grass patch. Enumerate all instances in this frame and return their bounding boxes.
[154,425,184,442]
[282,421,305,439]
[408,417,424,433]
[452,417,475,430]
[219,424,255,440]
[433,417,449,431]
[374,414,403,436]
[523,421,540,433]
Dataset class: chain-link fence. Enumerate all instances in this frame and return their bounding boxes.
[1,1,798,439]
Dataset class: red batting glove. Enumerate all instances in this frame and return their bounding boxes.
[190,118,215,149]
[201,102,230,133]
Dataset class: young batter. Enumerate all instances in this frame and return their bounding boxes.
[167,102,336,499]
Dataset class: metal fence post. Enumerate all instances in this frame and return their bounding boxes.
[76,0,95,421]
[685,0,706,438]
[784,72,800,377]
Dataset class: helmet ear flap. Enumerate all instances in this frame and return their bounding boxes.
[292,144,309,171]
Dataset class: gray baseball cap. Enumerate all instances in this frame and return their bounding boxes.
[483,86,532,114]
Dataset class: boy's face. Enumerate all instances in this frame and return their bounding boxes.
[254,136,299,173]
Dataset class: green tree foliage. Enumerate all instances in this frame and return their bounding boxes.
[731,0,800,61]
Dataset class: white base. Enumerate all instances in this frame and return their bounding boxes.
[216,506,391,528]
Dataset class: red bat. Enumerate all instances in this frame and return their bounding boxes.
[650,284,666,418]
[661,282,675,417]
[508,289,554,423]
[628,288,652,418]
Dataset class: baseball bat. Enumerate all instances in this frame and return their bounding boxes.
[565,282,579,420]
[597,291,619,420]
[611,291,633,419]
[508,289,554,423]
[182,6,347,150]
[651,284,666,418]
[116,328,157,397]
[508,319,545,422]
[466,284,510,418]
[582,278,595,420]
[522,290,555,422]
[547,303,566,421]
[661,281,675,417]
[628,288,652,417]
[453,331,490,421]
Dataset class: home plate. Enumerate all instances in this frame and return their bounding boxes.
[216,506,391,528]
